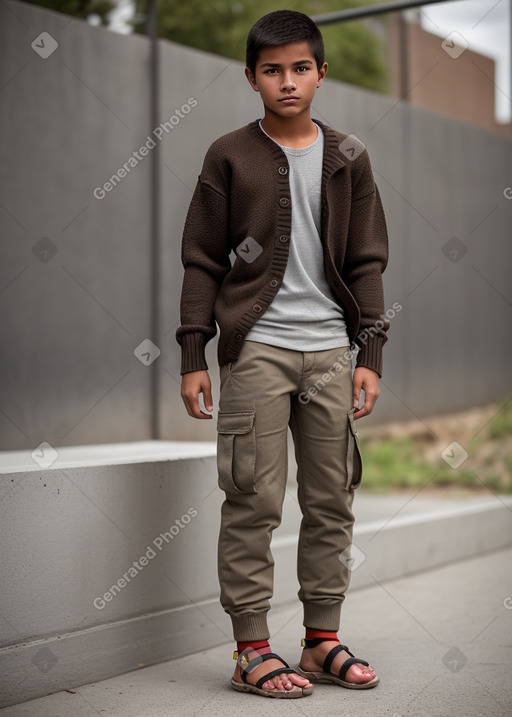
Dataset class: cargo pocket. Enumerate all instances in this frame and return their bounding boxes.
[216,408,257,494]
[345,408,363,490]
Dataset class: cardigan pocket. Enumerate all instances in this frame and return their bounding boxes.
[345,408,363,490]
[217,408,257,494]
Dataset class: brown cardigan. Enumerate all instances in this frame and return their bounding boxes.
[176,119,389,376]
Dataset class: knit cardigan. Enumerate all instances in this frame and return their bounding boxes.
[176,118,390,376]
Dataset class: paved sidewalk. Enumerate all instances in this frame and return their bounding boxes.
[2,545,511,717]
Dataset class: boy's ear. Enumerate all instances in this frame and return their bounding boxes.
[317,61,328,88]
[245,67,259,92]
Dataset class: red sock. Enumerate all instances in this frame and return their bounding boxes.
[305,628,339,642]
[236,639,271,654]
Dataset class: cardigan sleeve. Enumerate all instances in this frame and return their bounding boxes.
[176,160,231,375]
[343,151,389,377]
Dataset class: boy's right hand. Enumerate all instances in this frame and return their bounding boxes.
[180,370,214,419]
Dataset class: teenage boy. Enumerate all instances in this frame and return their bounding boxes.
[177,9,389,699]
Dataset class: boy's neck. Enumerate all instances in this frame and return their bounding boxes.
[260,113,318,149]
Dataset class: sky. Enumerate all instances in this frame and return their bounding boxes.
[106,0,511,123]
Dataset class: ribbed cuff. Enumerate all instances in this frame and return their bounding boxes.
[355,334,385,377]
[230,611,270,642]
[303,601,343,631]
[179,332,208,375]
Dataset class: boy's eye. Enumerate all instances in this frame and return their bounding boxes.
[263,66,310,75]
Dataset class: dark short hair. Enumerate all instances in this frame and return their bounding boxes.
[246,10,325,76]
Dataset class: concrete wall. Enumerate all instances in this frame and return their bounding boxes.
[1,1,512,450]
[0,1,154,448]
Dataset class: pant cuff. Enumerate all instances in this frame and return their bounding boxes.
[230,611,270,642]
[303,602,342,631]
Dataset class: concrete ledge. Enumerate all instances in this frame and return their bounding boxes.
[272,493,512,601]
[0,598,232,710]
[349,496,512,588]
[0,441,224,708]
[0,440,217,474]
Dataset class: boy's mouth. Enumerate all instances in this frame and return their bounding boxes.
[279,96,299,103]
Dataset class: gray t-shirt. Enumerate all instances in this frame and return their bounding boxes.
[245,121,349,351]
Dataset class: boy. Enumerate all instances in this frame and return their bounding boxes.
[177,9,389,699]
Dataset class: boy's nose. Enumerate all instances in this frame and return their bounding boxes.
[281,76,296,90]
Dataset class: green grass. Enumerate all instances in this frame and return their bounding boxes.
[358,401,512,494]
[488,399,512,439]
[357,437,431,493]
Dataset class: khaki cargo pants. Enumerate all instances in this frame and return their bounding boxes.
[216,340,363,641]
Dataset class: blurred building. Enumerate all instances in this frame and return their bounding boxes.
[384,10,512,137]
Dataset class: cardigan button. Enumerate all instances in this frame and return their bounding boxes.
[279,234,289,243]
[270,279,278,287]
[253,304,262,313]
[278,166,288,175]
[279,197,290,207]
[235,333,243,341]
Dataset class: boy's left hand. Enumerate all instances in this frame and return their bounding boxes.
[353,367,380,419]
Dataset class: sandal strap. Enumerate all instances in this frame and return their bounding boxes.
[301,637,336,648]
[324,644,370,681]
[255,667,295,689]
[301,640,369,681]
[323,643,347,674]
[238,652,290,684]
[324,643,367,676]
[338,655,370,681]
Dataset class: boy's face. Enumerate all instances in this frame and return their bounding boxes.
[245,41,327,119]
